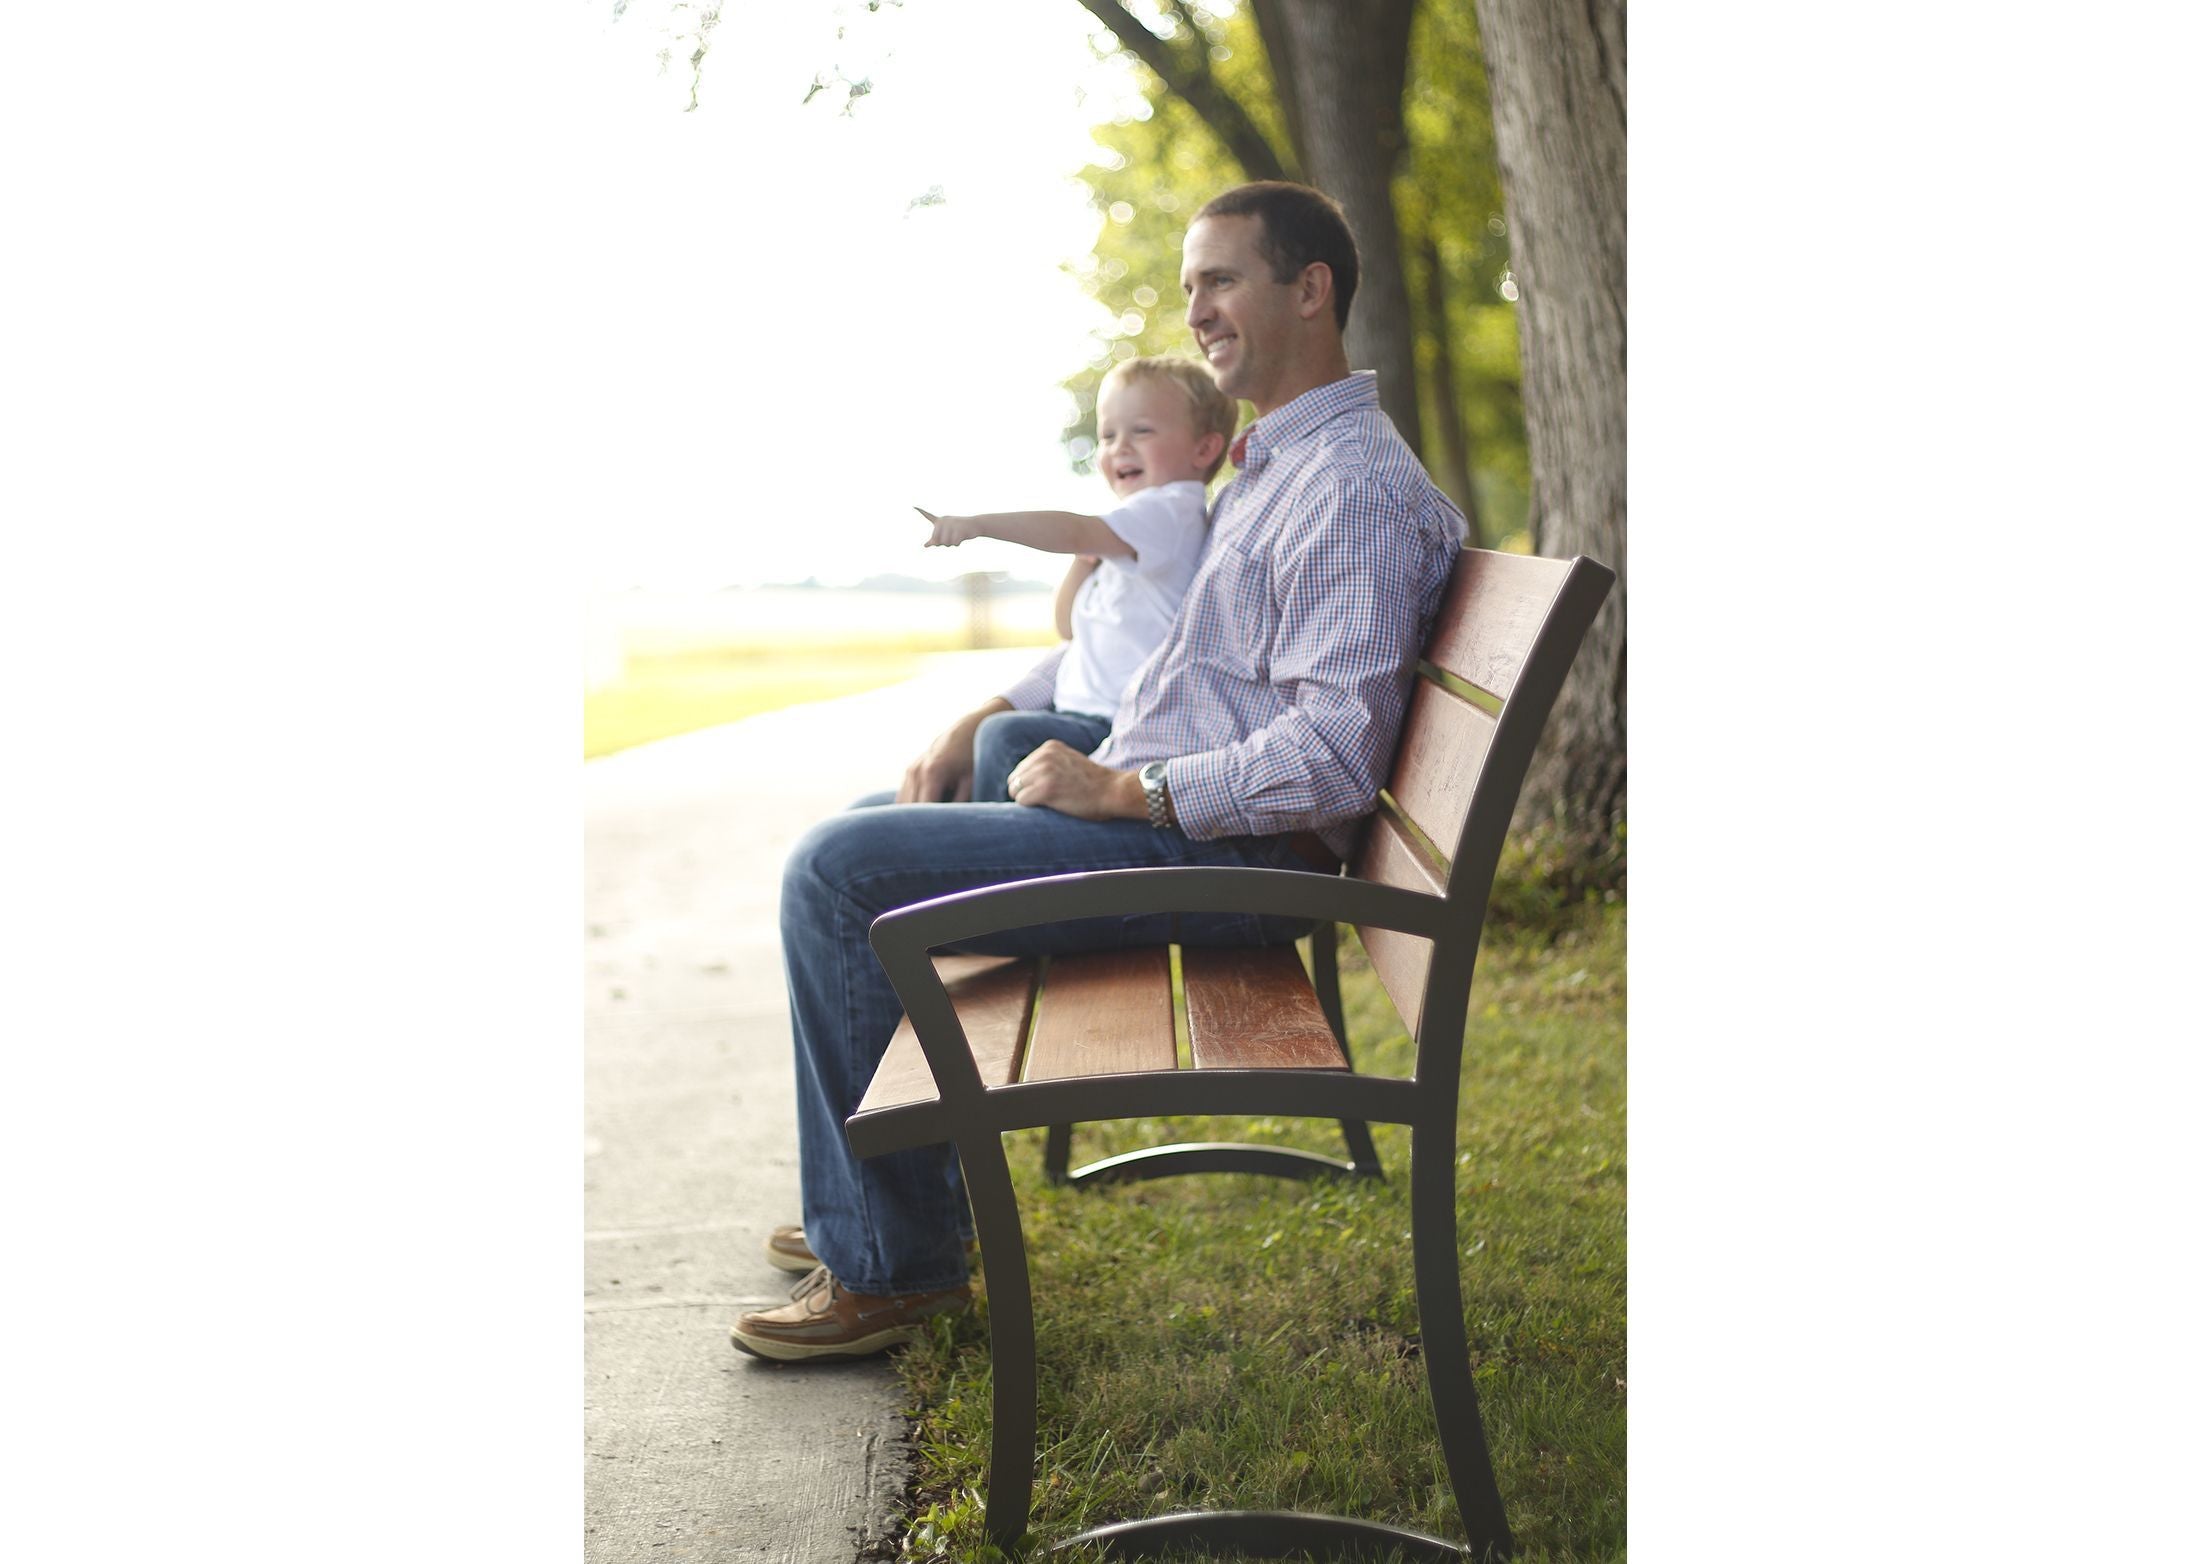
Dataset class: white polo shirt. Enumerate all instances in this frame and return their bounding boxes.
[1052,479,1211,720]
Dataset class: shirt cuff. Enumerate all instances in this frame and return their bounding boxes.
[1163,751,1241,840]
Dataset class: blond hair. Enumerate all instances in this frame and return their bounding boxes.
[1101,355,1240,480]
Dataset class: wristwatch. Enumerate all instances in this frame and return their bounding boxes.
[1138,760,1171,830]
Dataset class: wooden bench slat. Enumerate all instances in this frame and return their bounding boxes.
[1352,807,1444,1042]
[1182,944,1348,1071]
[855,954,1038,1116]
[1422,551,1572,703]
[1022,947,1177,1081]
[1386,677,1499,864]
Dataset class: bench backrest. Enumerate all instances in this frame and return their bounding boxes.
[1348,549,1616,1069]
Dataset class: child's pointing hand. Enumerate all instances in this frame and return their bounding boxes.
[915,507,977,548]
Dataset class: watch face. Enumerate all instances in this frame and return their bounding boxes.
[1141,761,1167,786]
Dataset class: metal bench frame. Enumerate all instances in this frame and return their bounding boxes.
[846,550,1616,1561]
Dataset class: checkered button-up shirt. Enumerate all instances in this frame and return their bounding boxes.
[1002,372,1464,858]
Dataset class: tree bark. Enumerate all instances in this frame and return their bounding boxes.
[1247,1,1308,178]
[1418,226,1481,546]
[1471,0,1626,873]
[1259,0,1424,459]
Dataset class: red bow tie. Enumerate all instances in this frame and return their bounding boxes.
[1230,431,1250,467]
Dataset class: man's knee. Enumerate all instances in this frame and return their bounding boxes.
[783,804,935,912]
[974,711,1035,755]
[783,811,869,911]
[972,712,1039,803]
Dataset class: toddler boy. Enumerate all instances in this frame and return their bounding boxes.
[918,354,1238,802]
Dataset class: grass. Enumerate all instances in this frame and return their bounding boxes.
[585,632,1053,760]
[889,867,1627,1562]
[586,648,927,759]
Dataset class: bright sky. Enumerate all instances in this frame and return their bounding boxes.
[556,0,1157,590]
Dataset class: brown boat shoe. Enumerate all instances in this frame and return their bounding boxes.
[730,1265,971,1362]
[762,1224,820,1275]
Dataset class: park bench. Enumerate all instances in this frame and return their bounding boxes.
[845,547,1616,1562]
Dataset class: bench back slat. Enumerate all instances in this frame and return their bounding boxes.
[1345,549,1612,1047]
[1022,946,1176,1081]
[1183,944,1349,1070]
[1350,805,1447,1041]
[1384,678,1500,857]
[1421,549,1577,703]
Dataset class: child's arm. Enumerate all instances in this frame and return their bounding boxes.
[917,507,1135,559]
[1053,557,1099,640]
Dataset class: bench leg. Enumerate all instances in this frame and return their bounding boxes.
[1043,1122,1074,1185]
[1336,1117,1383,1176]
[1409,1124,1515,1561]
[958,1127,1039,1554]
[1313,926,1384,1178]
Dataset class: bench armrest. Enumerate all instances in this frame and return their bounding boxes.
[864,866,1449,1112]
[869,864,1448,958]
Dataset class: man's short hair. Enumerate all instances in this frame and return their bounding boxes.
[1102,354,1241,481]
[1194,180,1360,333]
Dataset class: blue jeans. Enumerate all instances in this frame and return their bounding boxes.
[780,794,1320,1295]
[970,708,1113,803]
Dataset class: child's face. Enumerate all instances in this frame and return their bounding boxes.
[1095,377,1220,501]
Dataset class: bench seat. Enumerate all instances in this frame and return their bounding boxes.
[854,945,1350,1121]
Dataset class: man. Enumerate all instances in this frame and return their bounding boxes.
[732,181,1466,1362]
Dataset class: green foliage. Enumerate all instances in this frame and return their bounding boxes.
[891,895,1627,1560]
[1486,819,1630,925]
[1060,7,1273,478]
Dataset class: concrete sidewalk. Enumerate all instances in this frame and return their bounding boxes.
[584,648,1045,1563]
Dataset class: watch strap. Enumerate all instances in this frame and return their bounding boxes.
[1141,763,1170,830]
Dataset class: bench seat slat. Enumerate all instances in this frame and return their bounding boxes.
[1182,944,1348,1071]
[1022,947,1176,1081]
[855,954,1037,1116]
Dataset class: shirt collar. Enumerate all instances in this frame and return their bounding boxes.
[1230,372,1378,474]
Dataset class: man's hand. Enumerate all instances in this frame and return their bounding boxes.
[916,507,979,548]
[1005,740,1147,822]
[897,699,1008,803]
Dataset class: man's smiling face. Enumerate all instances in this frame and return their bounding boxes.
[1180,213,1303,416]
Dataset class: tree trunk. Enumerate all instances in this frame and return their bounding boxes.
[1259,0,1423,459]
[1418,226,1481,546]
[1248,1,1308,179]
[1471,0,1626,875]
